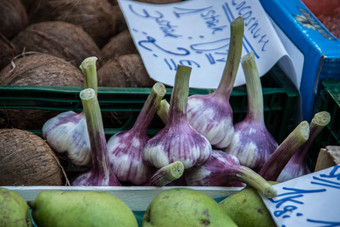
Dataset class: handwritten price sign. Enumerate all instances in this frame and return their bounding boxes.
[118,0,293,88]
[262,165,340,227]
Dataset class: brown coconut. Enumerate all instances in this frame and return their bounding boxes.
[101,29,137,64]
[112,5,128,33]
[0,0,28,39]
[0,128,63,186]
[0,53,84,130]
[0,34,20,71]
[98,53,155,88]
[27,0,119,48]
[12,21,101,67]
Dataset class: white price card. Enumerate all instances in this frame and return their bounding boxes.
[262,165,340,227]
[117,0,296,89]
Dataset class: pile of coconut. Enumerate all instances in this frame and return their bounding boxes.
[0,0,183,186]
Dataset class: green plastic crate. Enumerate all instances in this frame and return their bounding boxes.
[0,65,299,144]
[307,78,340,170]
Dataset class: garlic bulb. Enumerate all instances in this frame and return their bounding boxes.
[107,83,166,185]
[42,56,98,166]
[72,88,121,186]
[224,52,278,172]
[143,65,212,169]
[187,16,244,149]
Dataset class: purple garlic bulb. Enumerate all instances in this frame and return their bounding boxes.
[72,88,121,186]
[185,150,277,198]
[107,83,166,185]
[224,52,277,172]
[187,16,244,149]
[42,111,91,166]
[42,56,98,166]
[143,65,212,169]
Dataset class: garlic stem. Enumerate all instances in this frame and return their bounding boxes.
[80,56,98,93]
[259,121,310,181]
[132,83,166,135]
[157,99,170,124]
[241,52,264,124]
[73,88,121,186]
[143,161,184,186]
[236,166,277,198]
[168,65,192,123]
[215,16,244,98]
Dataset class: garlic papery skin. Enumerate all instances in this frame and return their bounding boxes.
[107,83,166,185]
[42,111,91,166]
[259,120,310,181]
[143,65,212,169]
[42,56,98,167]
[187,16,244,149]
[277,111,330,182]
[184,150,277,198]
[224,52,278,172]
[72,88,121,186]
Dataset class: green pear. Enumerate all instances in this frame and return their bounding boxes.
[29,190,138,227]
[219,184,277,227]
[0,188,32,227]
[142,188,237,227]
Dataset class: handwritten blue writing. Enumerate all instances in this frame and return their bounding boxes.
[164,58,200,71]
[307,218,340,227]
[273,205,298,218]
[269,187,326,221]
[190,38,229,53]
[128,4,180,38]
[311,165,340,189]
[138,36,190,56]
[228,1,269,51]
[173,6,227,34]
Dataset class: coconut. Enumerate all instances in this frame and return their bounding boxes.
[0,34,19,71]
[112,5,128,33]
[12,21,101,67]
[0,128,63,186]
[0,0,28,39]
[98,53,155,88]
[0,53,84,130]
[101,29,137,64]
[27,0,119,48]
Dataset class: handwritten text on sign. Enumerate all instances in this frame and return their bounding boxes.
[262,165,340,227]
[118,0,288,88]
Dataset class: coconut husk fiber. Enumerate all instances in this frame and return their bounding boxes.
[0,128,63,186]
[12,21,101,67]
[26,0,119,48]
[98,53,155,88]
[0,0,28,39]
[0,34,20,71]
[0,53,84,130]
[101,29,137,65]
